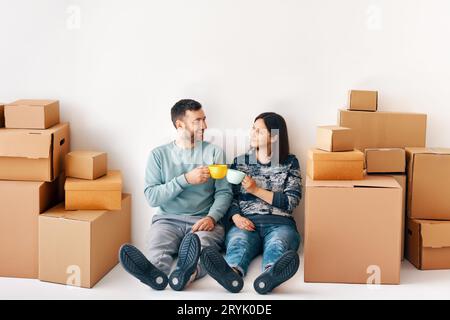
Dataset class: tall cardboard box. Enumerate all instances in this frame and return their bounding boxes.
[365,148,406,173]
[339,110,427,152]
[0,123,70,182]
[0,179,61,279]
[316,126,354,152]
[304,175,402,284]
[406,219,450,270]
[307,149,364,180]
[349,90,378,112]
[66,151,108,180]
[65,170,122,210]
[406,148,450,220]
[5,100,60,129]
[39,194,131,288]
[0,103,4,128]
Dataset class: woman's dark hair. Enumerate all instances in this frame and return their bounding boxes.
[254,112,290,163]
[171,99,202,128]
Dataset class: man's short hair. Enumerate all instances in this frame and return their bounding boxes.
[171,99,202,128]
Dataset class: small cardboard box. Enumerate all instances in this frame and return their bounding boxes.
[307,149,364,180]
[0,103,4,128]
[65,170,122,210]
[304,175,403,284]
[348,90,378,112]
[5,100,60,129]
[39,194,131,288]
[339,110,427,152]
[0,123,70,182]
[406,219,450,270]
[66,151,108,180]
[365,148,406,173]
[0,179,62,279]
[316,126,354,152]
[406,148,450,220]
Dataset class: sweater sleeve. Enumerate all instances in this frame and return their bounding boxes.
[272,156,303,214]
[144,150,190,208]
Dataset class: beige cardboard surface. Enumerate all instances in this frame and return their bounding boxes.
[39,194,131,288]
[406,219,450,270]
[307,149,364,180]
[366,148,406,173]
[66,151,107,180]
[349,90,378,111]
[304,175,402,284]
[316,126,354,152]
[339,110,427,152]
[390,174,407,260]
[65,170,122,210]
[0,179,59,279]
[5,100,60,129]
[406,148,450,220]
[0,123,70,181]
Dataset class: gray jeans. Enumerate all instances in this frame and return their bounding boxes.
[146,213,225,279]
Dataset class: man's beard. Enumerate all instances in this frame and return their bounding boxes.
[191,130,204,143]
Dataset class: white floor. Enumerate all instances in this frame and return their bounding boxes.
[2,256,450,300]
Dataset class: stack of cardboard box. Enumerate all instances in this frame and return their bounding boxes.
[0,100,131,289]
[304,90,426,285]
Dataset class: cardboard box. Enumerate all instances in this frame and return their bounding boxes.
[0,179,61,279]
[365,148,406,173]
[406,219,450,270]
[406,148,450,220]
[349,90,378,112]
[339,110,427,152]
[0,123,70,182]
[307,149,364,180]
[5,100,60,129]
[39,194,131,288]
[65,170,122,210]
[390,174,407,260]
[66,151,107,180]
[0,103,4,128]
[316,126,354,152]
[304,175,403,284]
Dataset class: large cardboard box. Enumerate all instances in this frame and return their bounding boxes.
[39,194,131,288]
[66,151,107,180]
[406,148,450,220]
[65,170,122,210]
[307,149,364,180]
[304,175,403,284]
[339,110,427,152]
[0,103,4,128]
[0,123,70,182]
[5,100,60,129]
[316,126,353,152]
[406,219,450,270]
[0,179,61,279]
[349,90,378,112]
[365,148,406,173]
[390,174,407,260]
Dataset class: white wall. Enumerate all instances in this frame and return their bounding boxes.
[1,0,450,248]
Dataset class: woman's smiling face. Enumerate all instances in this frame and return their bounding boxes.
[250,118,271,149]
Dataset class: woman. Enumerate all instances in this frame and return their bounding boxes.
[201,112,302,294]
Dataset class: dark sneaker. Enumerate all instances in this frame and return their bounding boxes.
[169,233,201,291]
[254,250,300,295]
[119,244,168,291]
[201,247,244,294]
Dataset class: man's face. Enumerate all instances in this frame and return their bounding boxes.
[177,109,207,142]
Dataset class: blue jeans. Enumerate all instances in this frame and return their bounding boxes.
[224,223,301,276]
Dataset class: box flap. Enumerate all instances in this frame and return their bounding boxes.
[65,170,122,191]
[7,99,58,107]
[41,202,107,222]
[0,129,52,158]
[419,221,450,249]
[68,151,106,159]
[308,149,364,161]
[306,175,400,189]
[406,147,450,156]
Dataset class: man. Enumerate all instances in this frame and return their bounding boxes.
[119,99,232,291]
